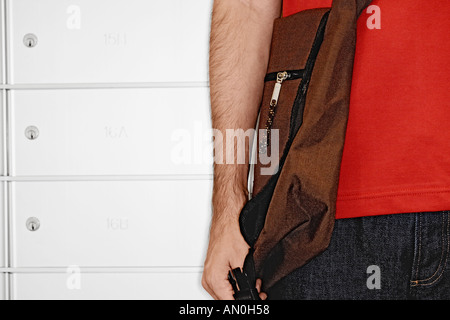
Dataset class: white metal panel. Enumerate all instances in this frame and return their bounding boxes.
[0,273,5,300]
[0,0,4,85]
[10,88,213,176]
[12,271,209,300]
[6,0,212,84]
[11,180,212,267]
[0,90,4,177]
[0,183,5,268]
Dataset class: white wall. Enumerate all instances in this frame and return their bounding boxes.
[0,0,214,300]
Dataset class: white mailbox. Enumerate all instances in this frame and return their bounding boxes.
[3,0,215,300]
[12,272,210,300]
[10,88,213,176]
[10,180,212,268]
[6,0,212,84]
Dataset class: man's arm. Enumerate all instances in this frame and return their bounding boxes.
[202,0,282,300]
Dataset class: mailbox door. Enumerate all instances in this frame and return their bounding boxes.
[11,271,209,300]
[0,182,5,268]
[0,273,5,300]
[0,90,5,176]
[11,180,212,268]
[10,88,213,176]
[7,0,211,84]
[0,0,4,85]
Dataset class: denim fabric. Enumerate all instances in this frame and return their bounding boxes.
[267,211,450,300]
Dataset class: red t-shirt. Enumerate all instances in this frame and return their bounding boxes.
[283,0,450,219]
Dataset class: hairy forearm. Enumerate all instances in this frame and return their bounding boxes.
[209,0,281,223]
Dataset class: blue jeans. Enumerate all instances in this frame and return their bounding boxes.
[267,211,450,300]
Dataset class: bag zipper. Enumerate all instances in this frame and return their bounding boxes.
[264,69,304,82]
[260,69,304,154]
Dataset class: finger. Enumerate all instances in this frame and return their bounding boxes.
[202,276,219,300]
[214,277,235,300]
[207,287,220,301]
[213,288,234,300]
[256,279,262,292]
[202,273,235,300]
[256,279,267,300]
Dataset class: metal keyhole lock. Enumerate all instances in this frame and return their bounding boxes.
[25,126,39,140]
[26,217,40,232]
[23,33,38,48]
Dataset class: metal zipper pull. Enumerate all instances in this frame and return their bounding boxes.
[271,71,288,107]
[260,71,288,154]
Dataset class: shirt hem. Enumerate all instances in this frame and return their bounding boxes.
[336,187,450,219]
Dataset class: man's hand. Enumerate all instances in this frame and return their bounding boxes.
[202,215,268,300]
[202,216,250,300]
